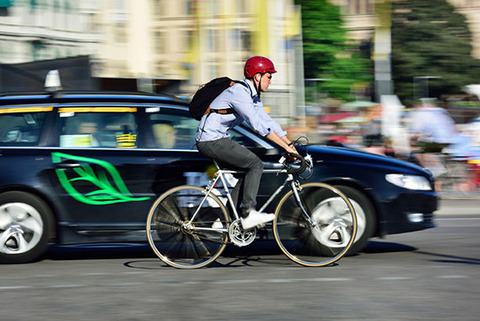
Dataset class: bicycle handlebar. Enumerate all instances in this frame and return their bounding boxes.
[279,152,313,178]
[285,153,307,174]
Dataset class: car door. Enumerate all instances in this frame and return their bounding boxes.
[46,105,154,233]
[46,104,211,241]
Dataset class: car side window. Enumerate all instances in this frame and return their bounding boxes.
[0,110,48,146]
[58,108,138,148]
[229,126,276,150]
[229,129,263,148]
[147,107,197,149]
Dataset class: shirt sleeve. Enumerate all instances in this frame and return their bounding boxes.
[255,104,287,137]
[229,84,287,137]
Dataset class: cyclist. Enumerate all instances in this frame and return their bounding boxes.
[195,56,297,230]
[409,98,457,177]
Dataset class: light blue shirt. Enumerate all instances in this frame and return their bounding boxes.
[410,107,456,144]
[195,78,287,142]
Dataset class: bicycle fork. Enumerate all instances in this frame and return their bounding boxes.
[289,179,317,227]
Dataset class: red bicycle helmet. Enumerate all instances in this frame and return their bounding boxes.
[244,56,277,78]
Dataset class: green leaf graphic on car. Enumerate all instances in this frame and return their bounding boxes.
[52,152,150,205]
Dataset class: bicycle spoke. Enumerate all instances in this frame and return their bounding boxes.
[158,195,187,222]
[194,230,227,243]
[190,233,213,259]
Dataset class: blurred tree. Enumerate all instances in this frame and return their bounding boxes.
[295,0,372,102]
[391,0,480,105]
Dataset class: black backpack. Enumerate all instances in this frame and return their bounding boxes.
[189,77,247,120]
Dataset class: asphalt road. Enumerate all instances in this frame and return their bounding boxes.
[1,199,479,321]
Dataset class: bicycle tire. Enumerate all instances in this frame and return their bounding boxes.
[273,183,357,267]
[146,185,230,269]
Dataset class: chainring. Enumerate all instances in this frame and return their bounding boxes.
[228,219,256,247]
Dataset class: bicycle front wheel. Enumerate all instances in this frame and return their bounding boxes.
[273,183,357,267]
[146,185,230,269]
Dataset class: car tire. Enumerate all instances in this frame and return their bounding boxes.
[0,191,54,264]
[334,186,376,254]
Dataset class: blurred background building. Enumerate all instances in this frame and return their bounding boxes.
[0,0,99,63]
[2,1,480,118]
[0,0,305,126]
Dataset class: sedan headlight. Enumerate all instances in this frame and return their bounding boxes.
[385,174,432,191]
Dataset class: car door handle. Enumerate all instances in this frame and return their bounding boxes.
[55,161,82,168]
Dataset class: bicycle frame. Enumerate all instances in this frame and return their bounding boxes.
[186,160,315,230]
[146,149,358,268]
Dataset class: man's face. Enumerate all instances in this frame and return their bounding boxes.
[256,72,272,92]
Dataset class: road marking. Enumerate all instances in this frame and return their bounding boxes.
[83,272,112,276]
[436,212,480,216]
[268,279,296,283]
[0,275,473,291]
[212,279,257,284]
[0,286,31,290]
[46,284,84,288]
[437,216,480,220]
[310,278,352,282]
[157,281,200,285]
[106,282,140,286]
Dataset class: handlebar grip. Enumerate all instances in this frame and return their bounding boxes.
[285,153,307,175]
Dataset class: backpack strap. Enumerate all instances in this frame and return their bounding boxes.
[205,107,237,115]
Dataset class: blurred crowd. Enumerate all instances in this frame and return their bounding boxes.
[287,98,480,192]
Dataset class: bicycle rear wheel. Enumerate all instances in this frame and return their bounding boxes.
[273,183,357,267]
[146,185,230,269]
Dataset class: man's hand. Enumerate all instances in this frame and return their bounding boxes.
[286,144,298,160]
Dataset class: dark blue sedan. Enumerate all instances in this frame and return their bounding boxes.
[0,91,436,263]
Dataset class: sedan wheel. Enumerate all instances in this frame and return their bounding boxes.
[334,186,376,254]
[0,192,53,263]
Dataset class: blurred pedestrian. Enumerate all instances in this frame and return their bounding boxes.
[409,98,456,177]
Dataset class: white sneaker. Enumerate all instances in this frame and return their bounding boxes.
[241,210,275,230]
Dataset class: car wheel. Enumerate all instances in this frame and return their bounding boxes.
[0,191,54,264]
[334,186,376,254]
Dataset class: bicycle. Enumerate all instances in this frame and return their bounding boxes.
[146,138,357,269]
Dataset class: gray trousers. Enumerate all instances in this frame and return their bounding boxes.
[196,138,263,217]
